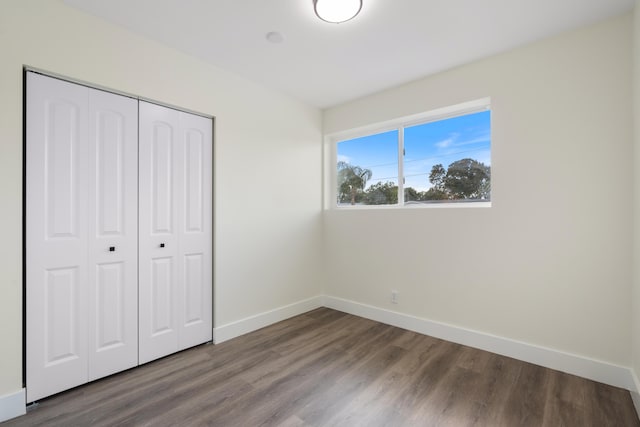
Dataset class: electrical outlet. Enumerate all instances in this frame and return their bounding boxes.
[391,290,398,304]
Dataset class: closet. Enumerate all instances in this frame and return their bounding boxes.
[25,72,212,403]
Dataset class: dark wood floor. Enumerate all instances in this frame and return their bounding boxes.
[5,308,639,426]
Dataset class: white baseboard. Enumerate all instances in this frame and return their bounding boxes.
[213,294,637,392]
[631,369,640,419]
[213,295,324,344]
[0,388,25,423]
[323,296,635,391]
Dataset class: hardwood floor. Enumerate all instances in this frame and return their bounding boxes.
[5,308,639,426]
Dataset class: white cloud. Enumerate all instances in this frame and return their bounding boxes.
[455,134,491,147]
[434,132,461,149]
[435,131,490,150]
[337,154,350,163]
[435,137,454,149]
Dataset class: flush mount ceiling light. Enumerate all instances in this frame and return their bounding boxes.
[313,0,362,24]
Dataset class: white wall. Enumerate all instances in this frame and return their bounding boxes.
[0,0,323,398]
[324,14,633,366]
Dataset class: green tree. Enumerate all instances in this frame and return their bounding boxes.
[363,182,398,205]
[478,175,491,201]
[429,164,446,191]
[404,186,420,202]
[422,188,448,200]
[337,161,372,205]
[427,159,491,201]
[444,158,491,199]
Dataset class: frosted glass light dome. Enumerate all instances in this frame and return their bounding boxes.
[314,0,363,23]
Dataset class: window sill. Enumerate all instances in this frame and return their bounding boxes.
[333,201,491,210]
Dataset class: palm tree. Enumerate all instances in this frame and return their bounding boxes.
[337,161,372,205]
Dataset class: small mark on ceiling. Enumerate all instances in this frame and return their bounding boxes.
[266,31,284,44]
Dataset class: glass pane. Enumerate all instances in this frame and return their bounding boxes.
[404,110,491,204]
[337,130,398,206]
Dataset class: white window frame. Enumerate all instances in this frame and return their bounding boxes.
[324,97,492,209]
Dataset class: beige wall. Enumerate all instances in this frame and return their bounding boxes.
[324,14,633,365]
[0,0,323,396]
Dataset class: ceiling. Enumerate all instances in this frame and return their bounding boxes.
[63,0,634,109]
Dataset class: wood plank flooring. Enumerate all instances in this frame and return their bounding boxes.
[5,308,639,426]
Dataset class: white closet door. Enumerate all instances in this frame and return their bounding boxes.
[138,102,181,364]
[177,111,212,350]
[139,102,212,364]
[26,73,90,402]
[87,89,139,381]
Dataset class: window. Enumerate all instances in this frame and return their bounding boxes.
[333,99,491,207]
[337,130,398,205]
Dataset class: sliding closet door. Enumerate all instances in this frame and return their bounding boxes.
[138,101,212,364]
[26,73,139,402]
[26,73,90,403]
[87,89,138,381]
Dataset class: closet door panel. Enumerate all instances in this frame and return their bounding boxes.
[87,89,138,381]
[151,257,174,332]
[151,123,174,233]
[184,129,204,233]
[178,112,212,349]
[26,73,90,403]
[139,101,180,364]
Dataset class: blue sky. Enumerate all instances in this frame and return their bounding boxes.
[337,110,491,192]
